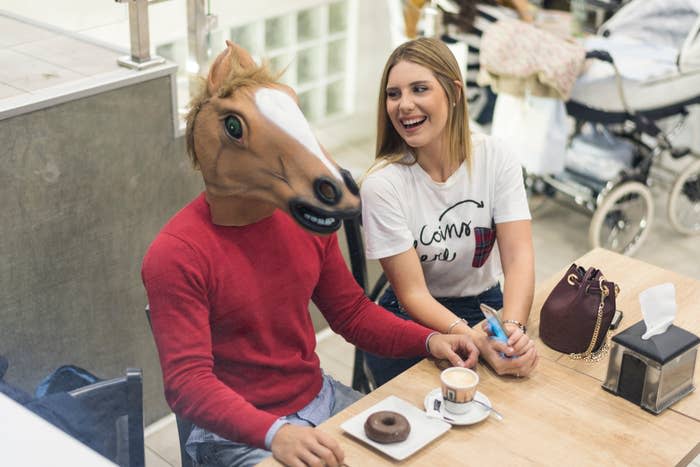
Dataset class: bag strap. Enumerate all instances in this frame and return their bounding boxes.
[569,275,611,362]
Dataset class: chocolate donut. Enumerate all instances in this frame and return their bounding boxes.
[364,410,410,444]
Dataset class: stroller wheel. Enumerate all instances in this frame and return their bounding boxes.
[668,158,700,235]
[589,181,654,256]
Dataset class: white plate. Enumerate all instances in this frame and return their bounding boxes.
[340,395,451,461]
[423,388,491,425]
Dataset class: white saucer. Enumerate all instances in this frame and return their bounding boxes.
[423,388,492,425]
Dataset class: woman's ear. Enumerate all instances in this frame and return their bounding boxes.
[452,80,463,105]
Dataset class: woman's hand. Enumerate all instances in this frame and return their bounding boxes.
[475,323,538,377]
[501,322,533,357]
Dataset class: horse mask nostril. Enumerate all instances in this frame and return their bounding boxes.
[314,177,342,205]
[340,168,359,196]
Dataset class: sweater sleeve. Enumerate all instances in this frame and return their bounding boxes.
[141,234,277,449]
[312,234,432,357]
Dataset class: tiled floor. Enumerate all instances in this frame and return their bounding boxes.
[0,14,122,102]
[143,137,700,466]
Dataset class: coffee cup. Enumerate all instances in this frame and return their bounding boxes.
[440,367,479,414]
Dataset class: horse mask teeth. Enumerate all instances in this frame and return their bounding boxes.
[188,41,361,234]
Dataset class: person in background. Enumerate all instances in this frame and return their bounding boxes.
[142,41,479,467]
[360,37,538,387]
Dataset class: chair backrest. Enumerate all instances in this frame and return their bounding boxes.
[343,215,390,393]
[144,304,197,467]
[69,368,145,467]
[342,215,389,303]
[175,416,196,467]
[343,216,369,293]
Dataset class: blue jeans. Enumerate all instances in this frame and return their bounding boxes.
[365,285,503,387]
[195,376,362,467]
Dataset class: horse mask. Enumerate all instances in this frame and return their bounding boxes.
[186,41,360,234]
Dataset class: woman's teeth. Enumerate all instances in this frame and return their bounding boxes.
[402,117,426,129]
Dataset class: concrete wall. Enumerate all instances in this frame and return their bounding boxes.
[0,72,382,425]
[0,75,203,424]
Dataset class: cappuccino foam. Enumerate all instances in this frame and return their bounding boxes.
[442,370,476,388]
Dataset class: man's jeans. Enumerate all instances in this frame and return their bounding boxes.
[193,375,362,467]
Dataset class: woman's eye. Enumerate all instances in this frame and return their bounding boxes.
[386,90,400,99]
[414,85,428,93]
[224,115,243,140]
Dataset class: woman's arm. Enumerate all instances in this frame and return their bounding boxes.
[474,218,538,376]
[496,219,535,329]
[497,0,535,22]
[380,243,537,377]
[379,248,476,337]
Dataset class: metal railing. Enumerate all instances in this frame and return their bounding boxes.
[186,0,218,93]
[115,0,165,69]
[116,0,217,76]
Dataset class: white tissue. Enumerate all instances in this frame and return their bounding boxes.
[639,283,676,340]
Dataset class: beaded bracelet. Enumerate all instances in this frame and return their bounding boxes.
[503,319,527,334]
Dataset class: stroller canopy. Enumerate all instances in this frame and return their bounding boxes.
[569,0,700,116]
[599,0,700,73]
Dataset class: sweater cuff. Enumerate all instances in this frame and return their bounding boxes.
[264,418,289,450]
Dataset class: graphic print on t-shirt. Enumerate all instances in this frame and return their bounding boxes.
[472,222,496,267]
[413,198,494,267]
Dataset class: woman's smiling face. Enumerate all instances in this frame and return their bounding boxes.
[385,60,450,153]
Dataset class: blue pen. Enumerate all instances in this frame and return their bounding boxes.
[480,303,515,359]
[479,303,508,343]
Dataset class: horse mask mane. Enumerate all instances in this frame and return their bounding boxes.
[186,41,360,234]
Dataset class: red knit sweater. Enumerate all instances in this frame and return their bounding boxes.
[142,194,432,448]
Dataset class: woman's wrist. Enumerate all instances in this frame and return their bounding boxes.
[503,319,527,334]
[446,318,468,334]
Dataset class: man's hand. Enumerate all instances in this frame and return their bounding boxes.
[427,333,479,369]
[475,323,538,377]
[270,424,344,467]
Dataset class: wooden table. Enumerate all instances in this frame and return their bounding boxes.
[261,248,700,465]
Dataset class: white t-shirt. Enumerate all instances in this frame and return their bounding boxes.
[361,133,530,297]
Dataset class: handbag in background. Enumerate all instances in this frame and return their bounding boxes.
[539,264,619,362]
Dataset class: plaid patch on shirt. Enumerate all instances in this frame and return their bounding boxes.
[472,223,496,268]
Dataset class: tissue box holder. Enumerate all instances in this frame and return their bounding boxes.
[602,320,700,414]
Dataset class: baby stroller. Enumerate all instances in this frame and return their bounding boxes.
[526,0,700,255]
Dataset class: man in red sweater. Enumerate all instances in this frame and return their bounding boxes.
[142,42,478,467]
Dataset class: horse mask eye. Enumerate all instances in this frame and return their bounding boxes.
[224,115,243,140]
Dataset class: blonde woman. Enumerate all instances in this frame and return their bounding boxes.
[361,37,538,386]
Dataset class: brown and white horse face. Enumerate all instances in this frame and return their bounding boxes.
[193,44,360,234]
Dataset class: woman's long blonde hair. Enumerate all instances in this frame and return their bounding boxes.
[370,37,471,175]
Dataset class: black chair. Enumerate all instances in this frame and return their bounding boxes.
[68,368,145,467]
[342,215,389,394]
[174,416,196,467]
[144,304,197,467]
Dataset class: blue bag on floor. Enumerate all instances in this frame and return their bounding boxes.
[0,358,109,457]
[35,364,101,397]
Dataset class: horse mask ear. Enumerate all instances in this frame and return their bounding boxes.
[207,40,256,95]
